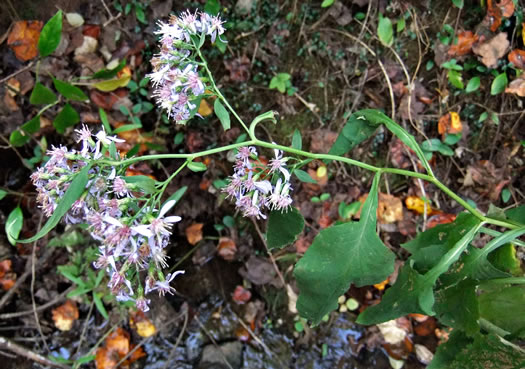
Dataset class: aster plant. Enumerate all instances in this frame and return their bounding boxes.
[16,10,525,366]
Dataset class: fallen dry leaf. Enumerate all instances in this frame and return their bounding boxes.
[232,285,251,304]
[185,223,203,245]
[508,49,525,69]
[7,21,43,61]
[0,260,16,291]
[414,317,437,337]
[464,160,509,201]
[378,194,404,224]
[52,300,79,331]
[438,112,462,138]
[217,237,237,261]
[83,24,101,39]
[129,311,156,338]
[405,196,434,215]
[198,99,213,117]
[426,213,457,228]
[96,327,146,369]
[472,32,509,68]
[448,31,478,56]
[505,77,525,96]
[224,55,251,82]
[373,278,389,291]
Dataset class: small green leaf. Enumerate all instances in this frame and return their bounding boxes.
[378,14,394,46]
[135,6,147,24]
[112,124,142,134]
[18,165,91,243]
[38,10,63,57]
[6,207,23,246]
[294,169,317,183]
[0,190,7,201]
[205,0,221,15]
[52,78,88,101]
[267,207,305,250]
[448,70,464,89]
[75,355,96,365]
[491,73,507,95]
[91,59,126,79]
[214,99,231,131]
[22,115,41,134]
[53,103,80,134]
[99,108,112,134]
[328,114,378,156]
[188,161,207,172]
[501,188,511,203]
[30,82,58,105]
[93,292,109,319]
[321,0,335,7]
[123,175,156,194]
[292,129,302,150]
[452,0,464,8]
[465,76,480,93]
[9,130,30,147]
[295,173,395,324]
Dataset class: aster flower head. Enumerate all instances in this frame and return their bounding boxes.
[152,271,185,296]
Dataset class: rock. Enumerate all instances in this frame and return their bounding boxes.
[235,0,256,16]
[199,341,243,369]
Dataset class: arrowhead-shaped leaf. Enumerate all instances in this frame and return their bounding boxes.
[38,10,62,57]
[295,173,395,324]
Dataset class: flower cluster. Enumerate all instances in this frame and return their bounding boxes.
[148,11,225,123]
[223,147,293,219]
[31,125,184,312]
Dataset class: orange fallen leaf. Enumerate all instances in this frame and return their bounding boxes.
[96,327,145,369]
[438,112,462,138]
[448,31,478,56]
[373,278,389,291]
[130,311,156,338]
[405,196,434,215]
[377,193,404,224]
[186,223,204,245]
[505,77,525,96]
[487,0,502,32]
[497,0,515,17]
[414,317,437,337]
[217,237,237,261]
[508,49,525,69]
[52,300,79,331]
[426,213,457,228]
[7,21,43,61]
[0,260,16,291]
[198,99,213,117]
[232,285,251,304]
[83,24,101,39]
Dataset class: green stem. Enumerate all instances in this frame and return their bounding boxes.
[194,46,250,134]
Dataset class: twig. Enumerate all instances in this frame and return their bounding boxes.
[293,92,324,126]
[194,315,234,369]
[31,214,49,353]
[0,335,71,369]
[74,299,94,356]
[161,307,188,369]
[251,219,286,288]
[0,61,35,85]
[0,286,73,320]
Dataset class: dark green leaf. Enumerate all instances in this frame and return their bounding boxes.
[18,165,90,243]
[9,130,30,147]
[30,82,58,105]
[53,103,80,134]
[91,59,126,79]
[38,10,62,57]
[22,115,41,134]
[135,6,147,24]
[6,207,23,245]
[506,206,525,225]
[402,213,479,272]
[358,220,482,324]
[0,190,6,201]
[452,0,464,8]
[214,99,231,130]
[491,73,508,95]
[428,330,472,369]
[188,161,207,172]
[294,169,317,183]
[434,279,480,335]
[52,78,88,101]
[163,186,188,209]
[295,173,395,324]
[328,113,378,156]
[99,108,112,134]
[205,0,221,15]
[479,286,525,338]
[292,129,302,150]
[93,292,109,319]
[488,244,521,276]
[267,207,305,250]
[448,70,464,89]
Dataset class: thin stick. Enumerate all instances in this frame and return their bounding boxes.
[0,61,35,85]
[251,219,286,288]
[0,335,70,369]
[161,308,188,369]
[31,214,49,352]
[194,315,234,369]
[0,286,73,320]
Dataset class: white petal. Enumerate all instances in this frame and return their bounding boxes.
[159,199,176,218]
[254,180,272,194]
[104,216,123,227]
[164,216,182,224]
[132,224,153,237]
[279,167,291,182]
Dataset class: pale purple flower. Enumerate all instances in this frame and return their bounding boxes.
[153,271,184,296]
[268,149,290,181]
[113,177,131,198]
